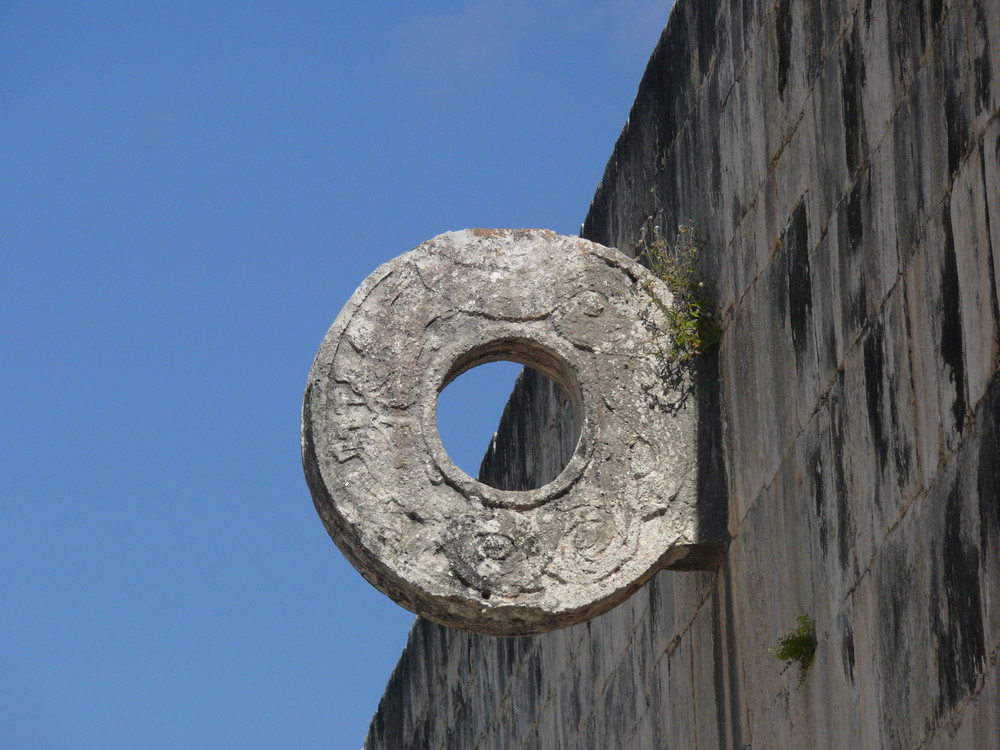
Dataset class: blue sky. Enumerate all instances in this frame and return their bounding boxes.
[0,2,672,747]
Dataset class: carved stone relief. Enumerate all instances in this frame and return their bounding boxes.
[302,229,716,635]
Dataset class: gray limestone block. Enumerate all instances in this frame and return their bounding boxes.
[302,229,724,635]
[969,0,1000,129]
[950,147,1000,410]
[904,207,973,487]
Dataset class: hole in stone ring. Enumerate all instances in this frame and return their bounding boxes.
[435,339,584,492]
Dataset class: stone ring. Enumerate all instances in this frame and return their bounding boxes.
[302,229,704,635]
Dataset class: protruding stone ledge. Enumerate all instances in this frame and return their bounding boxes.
[302,229,725,635]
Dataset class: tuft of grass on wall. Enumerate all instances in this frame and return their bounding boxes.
[773,614,817,686]
[638,223,722,362]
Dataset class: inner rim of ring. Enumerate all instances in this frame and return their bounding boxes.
[435,337,586,503]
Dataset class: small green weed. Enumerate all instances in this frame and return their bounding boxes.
[638,224,722,361]
[773,614,816,685]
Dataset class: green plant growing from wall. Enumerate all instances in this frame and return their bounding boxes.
[638,224,722,362]
[773,614,816,685]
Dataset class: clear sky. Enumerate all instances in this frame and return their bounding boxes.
[0,2,673,747]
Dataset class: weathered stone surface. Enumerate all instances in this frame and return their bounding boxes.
[302,228,722,636]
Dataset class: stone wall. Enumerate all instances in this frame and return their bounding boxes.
[363,0,1000,746]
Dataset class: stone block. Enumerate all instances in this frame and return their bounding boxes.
[854,0,899,140]
[909,61,955,220]
[806,595,862,750]
[950,147,1000,410]
[985,119,1000,328]
[652,634,696,746]
[967,0,1000,129]
[905,209,970,487]
[811,39,852,206]
[870,490,937,748]
[867,289,922,526]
